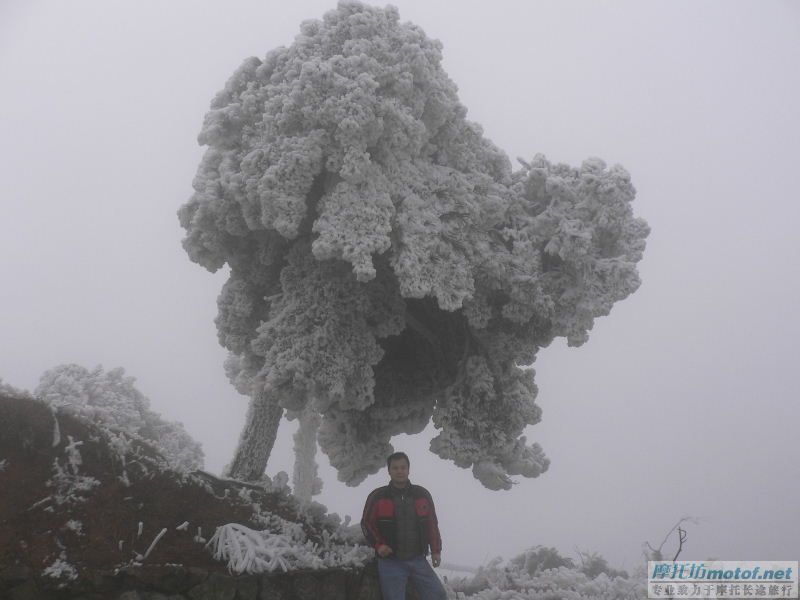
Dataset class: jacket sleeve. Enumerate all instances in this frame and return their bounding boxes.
[361,488,388,550]
[424,488,442,555]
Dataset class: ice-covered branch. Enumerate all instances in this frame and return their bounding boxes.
[206,522,371,575]
[291,408,322,502]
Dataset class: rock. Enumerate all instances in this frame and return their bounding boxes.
[344,569,364,597]
[118,591,146,600]
[356,563,382,600]
[131,565,208,593]
[235,574,259,599]
[115,592,186,600]
[291,572,322,600]
[0,564,397,600]
[188,572,237,600]
[88,569,121,593]
[0,565,32,586]
[319,570,348,600]
[8,580,39,600]
[186,567,210,589]
[258,576,288,600]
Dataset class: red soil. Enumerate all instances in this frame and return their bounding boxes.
[0,394,327,578]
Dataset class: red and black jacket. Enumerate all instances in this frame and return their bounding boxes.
[361,482,442,557]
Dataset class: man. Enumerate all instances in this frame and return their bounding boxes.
[361,452,447,600]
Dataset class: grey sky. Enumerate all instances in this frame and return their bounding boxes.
[1,0,798,570]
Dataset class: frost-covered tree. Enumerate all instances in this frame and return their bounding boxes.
[577,550,629,580]
[510,546,576,576]
[35,364,204,472]
[178,1,649,489]
[0,378,33,400]
[290,408,323,502]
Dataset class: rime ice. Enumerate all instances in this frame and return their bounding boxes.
[178,1,648,490]
[36,364,204,472]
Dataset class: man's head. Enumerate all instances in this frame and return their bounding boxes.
[386,452,410,487]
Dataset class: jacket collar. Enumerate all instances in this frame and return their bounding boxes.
[388,479,412,494]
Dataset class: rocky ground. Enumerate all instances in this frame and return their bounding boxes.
[0,393,380,599]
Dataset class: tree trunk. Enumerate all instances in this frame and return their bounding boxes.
[226,387,283,481]
[292,408,322,503]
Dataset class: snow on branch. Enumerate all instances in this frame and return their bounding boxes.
[41,436,100,507]
[137,527,168,561]
[206,522,371,575]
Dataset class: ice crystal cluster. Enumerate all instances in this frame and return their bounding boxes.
[179,1,649,489]
[42,552,79,581]
[207,521,372,574]
[449,547,645,600]
[450,566,645,600]
[36,364,204,472]
[41,435,100,507]
[194,467,367,575]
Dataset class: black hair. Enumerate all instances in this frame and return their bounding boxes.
[386,451,410,468]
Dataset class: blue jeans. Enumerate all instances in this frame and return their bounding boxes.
[377,555,447,600]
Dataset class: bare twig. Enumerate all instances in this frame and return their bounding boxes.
[644,516,698,561]
[672,527,687,562]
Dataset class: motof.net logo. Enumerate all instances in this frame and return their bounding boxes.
[648,561,798,598]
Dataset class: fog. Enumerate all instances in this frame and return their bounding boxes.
[1,0,798,570]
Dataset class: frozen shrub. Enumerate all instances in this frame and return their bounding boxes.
[36,364,204,471]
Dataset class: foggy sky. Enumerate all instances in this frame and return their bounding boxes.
[1,0,798,570]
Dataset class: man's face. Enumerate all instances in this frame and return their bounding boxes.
[388,458,409,486]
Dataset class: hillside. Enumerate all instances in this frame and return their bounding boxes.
[0,392,647,600]
[0,393,379,599]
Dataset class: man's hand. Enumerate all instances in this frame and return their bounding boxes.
[431,553,441,568]
[377,544,393,558]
